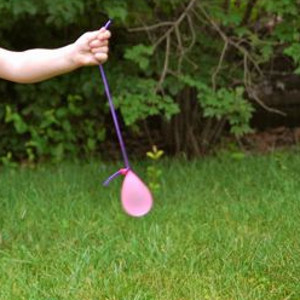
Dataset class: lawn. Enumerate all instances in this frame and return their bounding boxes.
[0,151,299,300]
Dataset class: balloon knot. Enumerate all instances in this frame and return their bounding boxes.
[119,168,129,175]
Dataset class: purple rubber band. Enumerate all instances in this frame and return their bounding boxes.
[100,20,130,186]
[103,167,130,186]
[100,20,130,169]
[103,169,123,186]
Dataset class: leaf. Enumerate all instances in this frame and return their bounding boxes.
[124,44,154,71]
[294,66,300,75]
[146,152,155,159]
[105,6,128,22]
[284,43,300,63]
[87,138,96,151]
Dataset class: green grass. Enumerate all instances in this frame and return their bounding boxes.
[0,151,300,300]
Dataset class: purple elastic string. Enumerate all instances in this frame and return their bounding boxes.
[103,167,130,186]
[100,20,130,186]
[103,169,123,186]
[100,20,130,170]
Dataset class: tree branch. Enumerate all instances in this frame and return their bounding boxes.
[243,54,286,116]
[154,0,197,49]
[128,22,174,32]
[156,35,171,92]
[193,4,286,116]
[128,0,199,92]
[212,40,228,91]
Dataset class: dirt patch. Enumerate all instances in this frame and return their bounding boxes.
[242,126,300,153]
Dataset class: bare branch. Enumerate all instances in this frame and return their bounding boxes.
[183,56,200,70]
[137,17,157,44]
[151,0,198,90]
[186,14,197,53]
[128,0,199,91]
[156,35,171,92]
[193,5,262,76]
[193,4,286,116]
[175,25,184,72]
[175,24,184,54]
[193,6,262,75]
[248,88,287,116]
[154,0,197,49]
[212,41,228,91]
[128,22,175,32]
[243,54,286,116]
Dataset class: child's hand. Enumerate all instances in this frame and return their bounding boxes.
[72,27,111,67]
[0,27,111,83]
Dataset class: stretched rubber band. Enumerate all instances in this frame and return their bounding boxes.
[100,20,130,185]
[103,168,130,186]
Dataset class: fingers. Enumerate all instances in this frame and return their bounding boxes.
[89,29,110,54]
[89,39,108,48]
[91,46,108,54]
[89,29,110,64]
[85,29,111,45]
[76,28,111,66]
[97,28,111,40]
[92,45,109,64]
[94,52,108,64]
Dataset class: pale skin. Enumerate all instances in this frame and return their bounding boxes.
[0,27,111,84]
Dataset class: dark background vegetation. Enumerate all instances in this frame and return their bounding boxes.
[1,0,300,163]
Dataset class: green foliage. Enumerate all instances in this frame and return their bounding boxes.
[124,44,154,71]
[200,86,253,137]
[284,43,300,74]
[114,77,179,126]
[182,76,253,136]
[44,0,84,26]
[0,151,18,168]
[261,0,298,15]
[1,0,300,162]
[103,0,128,23]
[2,75,107,162]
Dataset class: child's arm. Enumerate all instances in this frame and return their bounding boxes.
[0,27,111,83]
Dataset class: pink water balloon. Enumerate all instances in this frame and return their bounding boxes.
[99,20,154,217]
[121,170,153,217]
